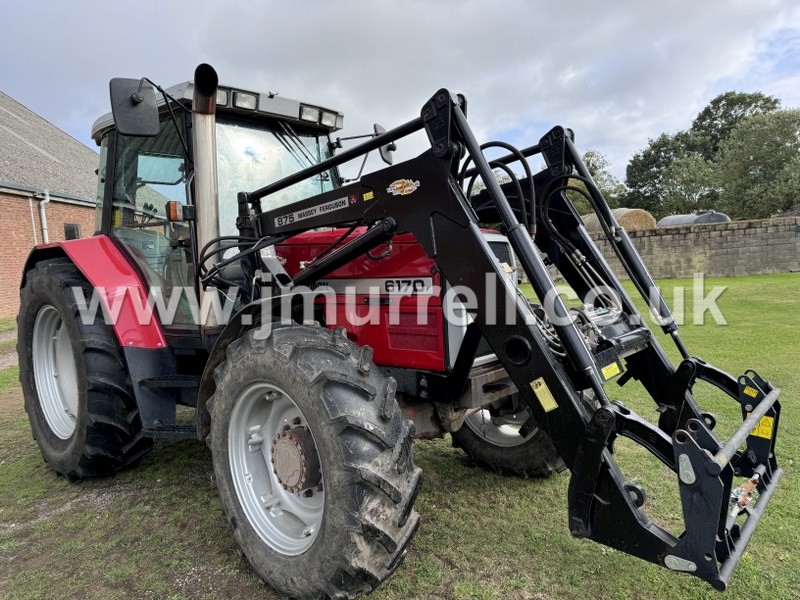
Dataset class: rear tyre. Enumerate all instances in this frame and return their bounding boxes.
[18,258,152,480]
[452,391,598,477]
[451,404,565,477]
[208,325,421,600]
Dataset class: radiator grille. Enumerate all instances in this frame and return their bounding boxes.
[488,241,512,266]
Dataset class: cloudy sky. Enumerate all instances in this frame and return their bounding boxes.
[3,1,800,180]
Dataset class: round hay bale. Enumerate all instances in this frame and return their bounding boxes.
[582,207,656,232]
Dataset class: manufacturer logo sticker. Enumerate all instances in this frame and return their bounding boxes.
[386,179,420,196]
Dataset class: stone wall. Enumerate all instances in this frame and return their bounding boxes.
[588,217,800,280]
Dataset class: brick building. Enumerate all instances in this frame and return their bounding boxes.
[0,91,99,318]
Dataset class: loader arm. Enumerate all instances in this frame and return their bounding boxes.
[226,89,782,590]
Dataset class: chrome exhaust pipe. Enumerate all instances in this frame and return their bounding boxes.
[191,64,221,329]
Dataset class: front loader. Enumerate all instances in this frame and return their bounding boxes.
[17,64,782,598]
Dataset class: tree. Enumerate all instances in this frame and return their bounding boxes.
[623,91,782,219]
[583,149,626,206]
[567,150,624,215]
[623,132,691,218]
[716,109,800,218]
[690,91,780,160]
[660,154,718,215]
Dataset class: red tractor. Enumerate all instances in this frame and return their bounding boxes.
[17,65,782,598]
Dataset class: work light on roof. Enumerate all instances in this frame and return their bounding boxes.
[320,111,337,128]
[215,89,229,106]
[234,91,258,110]
[300,105,321,123]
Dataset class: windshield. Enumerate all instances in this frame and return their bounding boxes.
[216,117,336,237]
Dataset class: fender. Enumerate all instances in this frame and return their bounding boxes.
[21,235,167,349]
[196,290,320,440]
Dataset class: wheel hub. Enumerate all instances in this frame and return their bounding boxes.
[271,427,321,493]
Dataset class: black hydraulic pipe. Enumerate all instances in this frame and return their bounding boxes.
[450,104,604,392]
[461,143,542,180]
[460,140,535,234]
[247,117,425,202]
[293,219,397,287]
[565,137,678,336]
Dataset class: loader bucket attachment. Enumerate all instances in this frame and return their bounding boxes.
[567,367,782,590]
[666,376,782,589]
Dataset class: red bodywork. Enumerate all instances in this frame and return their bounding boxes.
[23,236,167,349]
[277,229,447,371]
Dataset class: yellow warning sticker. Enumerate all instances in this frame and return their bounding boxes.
[743,385,759,398]
[363,191,375,201]
[601,363,621,381]
[531,378,558,412]
[748,415,775,440]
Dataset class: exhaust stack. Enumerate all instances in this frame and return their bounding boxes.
[191,64,221,329]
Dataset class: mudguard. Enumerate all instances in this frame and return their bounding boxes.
[21,235,167,349]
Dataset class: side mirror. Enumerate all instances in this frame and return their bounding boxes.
[374,124,397,166]
[109,78,160,137]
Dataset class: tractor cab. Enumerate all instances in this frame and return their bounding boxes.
[90,78,343,329]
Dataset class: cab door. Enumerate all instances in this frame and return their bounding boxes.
[101,115,198,330]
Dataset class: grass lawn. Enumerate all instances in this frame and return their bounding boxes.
[0,273,798,599]
[0,317,17,334]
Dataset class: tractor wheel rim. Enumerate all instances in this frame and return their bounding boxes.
[228,382,324,556]
[463,409,537,447]
[32,305,79,440]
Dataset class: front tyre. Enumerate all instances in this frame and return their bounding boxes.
[208,325,421,599]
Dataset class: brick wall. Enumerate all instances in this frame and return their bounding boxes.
[588,217,800,280]
[0,190,96,319]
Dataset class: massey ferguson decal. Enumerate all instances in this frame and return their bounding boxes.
[274,197,348,227]
[386,179,420,196]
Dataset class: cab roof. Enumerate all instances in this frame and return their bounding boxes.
[91,80,344,144]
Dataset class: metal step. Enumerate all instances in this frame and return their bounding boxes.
[140,375,201,389]
[142,425,197,439]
